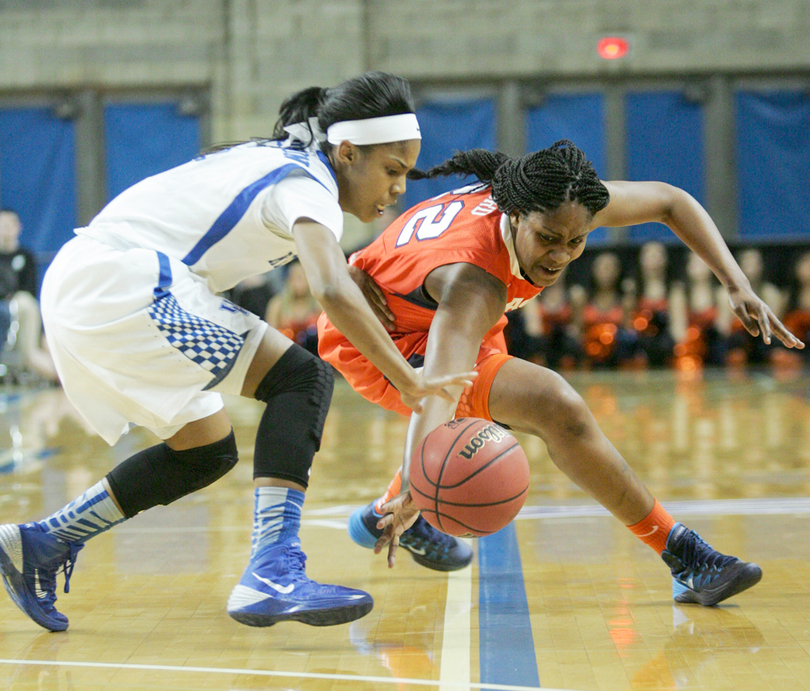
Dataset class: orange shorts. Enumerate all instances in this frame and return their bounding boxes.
[317,312,512,420]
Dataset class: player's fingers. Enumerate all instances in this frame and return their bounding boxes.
[365,277,387,303]
[424,371,477,392]
[771,318,805,349]
[368,295,396,329]
[755,305,773,345]
[369,285,395,320]
[374,530,391,554]
[735,306,760,338]
[407,398,424,414]
[387,536,399,568]
[444,371,477,386]
[436,387,456,403]
[401,394,424,413]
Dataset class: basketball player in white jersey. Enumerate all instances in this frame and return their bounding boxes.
[0,72,475,631]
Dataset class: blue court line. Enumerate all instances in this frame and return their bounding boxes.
[478,522,540,689]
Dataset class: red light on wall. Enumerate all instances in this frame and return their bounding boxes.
[597,37,630,60]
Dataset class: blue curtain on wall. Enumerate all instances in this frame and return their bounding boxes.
[104,102,201,201]
[736,90,810,239]
[525,93,608,244]
[625,91,705,243]
[403,97,496,209]
[0,107,77,287]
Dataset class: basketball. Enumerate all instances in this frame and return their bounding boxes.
[408,418,530,537]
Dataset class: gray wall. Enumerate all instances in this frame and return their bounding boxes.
[1,0,808,242]
[2,0,808,139]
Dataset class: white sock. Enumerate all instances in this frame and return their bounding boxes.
[251,487,304,558]
[38,481,126,543]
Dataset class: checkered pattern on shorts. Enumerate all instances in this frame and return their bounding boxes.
[148,292,245,382]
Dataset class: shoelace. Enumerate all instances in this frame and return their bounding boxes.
[62,543,82,593]
[676,531,736,579]
[34,543,82,607]
[280,546,310,582]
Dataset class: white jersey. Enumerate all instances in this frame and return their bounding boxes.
[77,140,344,293]
[42,138,346,445]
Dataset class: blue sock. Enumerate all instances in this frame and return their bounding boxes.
[251,487,304,558]
[37,481,126,543]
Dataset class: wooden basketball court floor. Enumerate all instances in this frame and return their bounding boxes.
[2,367,810,691]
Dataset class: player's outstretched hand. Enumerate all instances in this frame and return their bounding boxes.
[374,491,420,569]
[348,265,396,331]
[728,284,805,349]
[399,370,478,414]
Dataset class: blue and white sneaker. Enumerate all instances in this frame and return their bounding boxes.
[227,539,373,627]
[662,523,762,606]
[0,523,83,632]
[348,502,473,572]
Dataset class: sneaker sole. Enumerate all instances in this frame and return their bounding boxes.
[674,562,763,606]
[407,549,473,572]
[0,524,68,632]
[229,599,373,627]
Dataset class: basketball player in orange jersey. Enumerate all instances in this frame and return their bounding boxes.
[318,140,805,606]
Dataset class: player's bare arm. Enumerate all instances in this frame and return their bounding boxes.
[375,262,506,566]
[593,181,804,350]
[293,220,477,412]
[407,260,509,480]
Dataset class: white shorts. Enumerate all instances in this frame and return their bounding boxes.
[41,235,267,445]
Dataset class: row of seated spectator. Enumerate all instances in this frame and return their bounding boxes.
[0,208,59,383]
[228,237,810,373]
[505,241,810,371]
[229,259,321,358]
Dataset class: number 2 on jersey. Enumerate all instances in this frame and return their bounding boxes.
[395,201,464,248]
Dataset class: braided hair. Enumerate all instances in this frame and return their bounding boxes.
[409,140,610,217]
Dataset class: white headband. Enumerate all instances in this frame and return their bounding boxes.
[326,113,421,145]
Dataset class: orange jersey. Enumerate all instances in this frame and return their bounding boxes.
[318,183,541,416]
[351,184,541,330]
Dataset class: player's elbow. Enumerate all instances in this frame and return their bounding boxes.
[311,279,353,313]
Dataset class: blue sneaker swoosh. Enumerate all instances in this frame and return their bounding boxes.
[252,573,295,594]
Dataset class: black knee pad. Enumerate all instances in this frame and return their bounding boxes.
[253,344,334,486]
[106,430,239,517]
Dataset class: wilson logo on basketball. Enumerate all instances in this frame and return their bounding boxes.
[458,424,510,460]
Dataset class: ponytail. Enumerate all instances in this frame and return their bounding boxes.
[271,71,416,149]
[271,86,328,140]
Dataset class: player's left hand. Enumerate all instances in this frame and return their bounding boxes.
[727,285,805,349]
[374,490,420,568]
[348,265,396,331]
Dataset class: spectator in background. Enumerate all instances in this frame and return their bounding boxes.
[505,269,582,369]
[228,270,285,319]
[633,241,676,367]
[580,251,638,368]
[726,248,784,367]
[264,260,322,357]
[0,208,58,382]
[669,253,731,369]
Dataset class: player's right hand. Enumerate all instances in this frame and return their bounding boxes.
[374,491,420,568]
[348,265,396,331]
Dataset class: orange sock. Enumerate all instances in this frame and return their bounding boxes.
[373,469,402,515]
[627,499,675,554]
